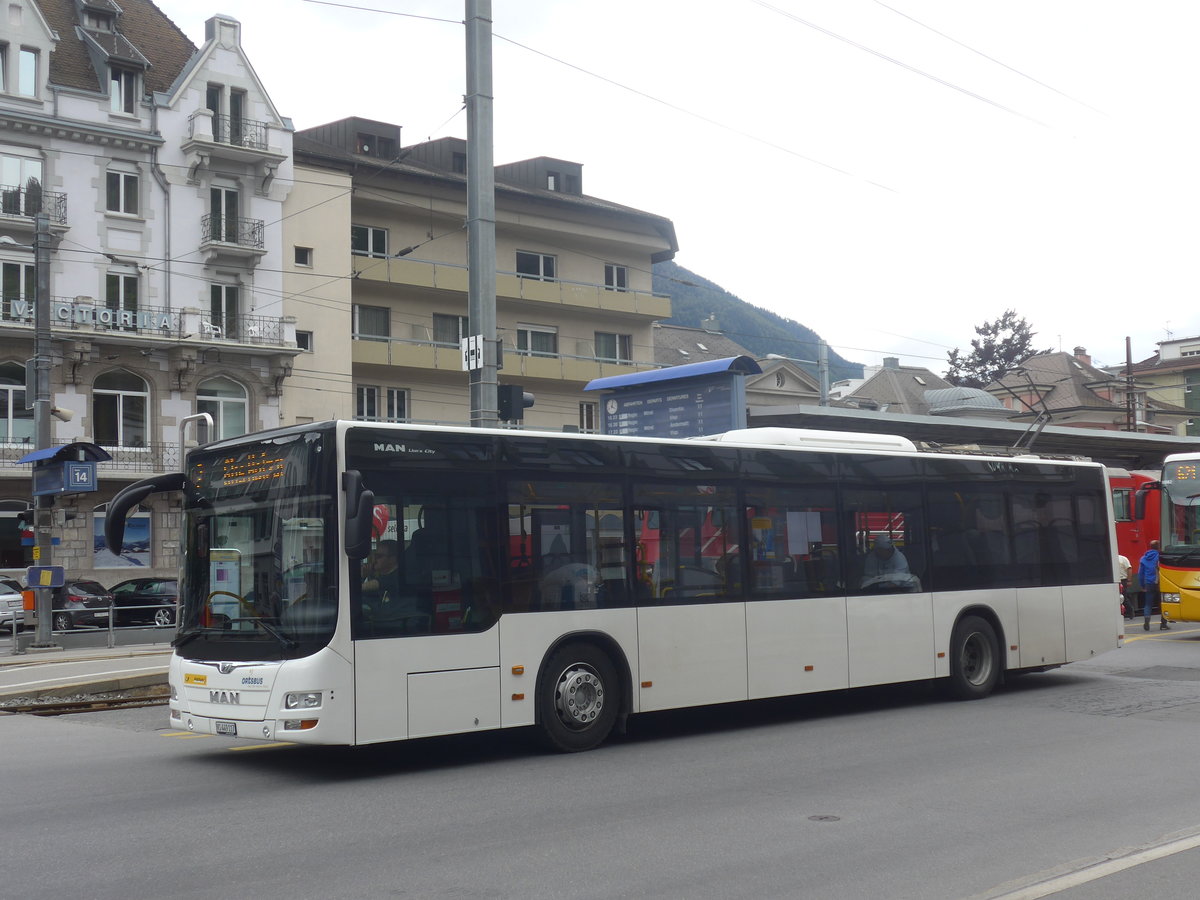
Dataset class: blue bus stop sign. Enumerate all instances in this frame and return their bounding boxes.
[27,566,66,589]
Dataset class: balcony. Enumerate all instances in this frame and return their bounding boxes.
[353,255,671,319]
[0,183,68,235]
[351,334,659,384]
[0,440,182,478]
[0,296,295,348]
[199,214,266,266]
[182,111,287,191]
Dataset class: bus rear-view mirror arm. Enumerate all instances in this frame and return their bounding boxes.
[1134,481,1161,521]
[343,470,375,560]
[105,472,191,554]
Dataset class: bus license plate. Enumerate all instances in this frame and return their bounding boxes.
[216,720,237,736]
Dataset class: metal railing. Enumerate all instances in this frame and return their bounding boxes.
[210,114,269,150]
[201,214,265,249]
[0,440,182,472]
[0,297,291,347]
[0,183,68,223]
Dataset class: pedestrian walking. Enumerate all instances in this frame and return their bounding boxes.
[1139,540,1169,631]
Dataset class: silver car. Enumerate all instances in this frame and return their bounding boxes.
[0,577,25,633]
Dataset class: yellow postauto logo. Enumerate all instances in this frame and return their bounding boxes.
[184,673,208,686]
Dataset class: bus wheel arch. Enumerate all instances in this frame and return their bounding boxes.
[947,611,1002,700]
[535,633,629,752]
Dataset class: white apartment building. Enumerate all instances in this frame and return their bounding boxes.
[0,1,297,578]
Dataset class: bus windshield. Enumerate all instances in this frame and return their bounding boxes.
[1161,460,1200,560]
[178,428,336,660]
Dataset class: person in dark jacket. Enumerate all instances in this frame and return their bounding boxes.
[1139,540,1169,631]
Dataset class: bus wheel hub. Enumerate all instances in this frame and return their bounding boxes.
[556,665,604,729]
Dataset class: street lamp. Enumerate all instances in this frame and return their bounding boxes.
[2,215,57,647]
[766,341,830,407]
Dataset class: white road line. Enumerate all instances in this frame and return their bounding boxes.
[977,829,1200,899]
[0,664,167,690]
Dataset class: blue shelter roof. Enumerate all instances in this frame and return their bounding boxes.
[584,356,762,392]
[17,442,113,464]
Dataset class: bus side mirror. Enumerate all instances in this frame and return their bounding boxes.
[343,470,375,560]
[1134,482,1160,520]
[106,472,188,554]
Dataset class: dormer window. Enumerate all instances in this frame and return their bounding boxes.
[356,133,396,159]
[110,67,137,114]
[547,171,560,191]
[18,48,38,98]
[85,10,114,31]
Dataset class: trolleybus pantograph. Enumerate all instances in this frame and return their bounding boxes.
[105,422,1122,752]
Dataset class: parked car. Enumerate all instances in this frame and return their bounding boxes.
[108,577,178,627]
[0,577,24,633]
[50,580,113,632]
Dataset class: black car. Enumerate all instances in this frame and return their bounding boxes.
[51,580,113,631]
[109,577,178,627]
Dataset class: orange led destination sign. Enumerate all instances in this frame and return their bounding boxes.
[193,447,289,490]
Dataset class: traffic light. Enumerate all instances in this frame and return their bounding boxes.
[498,384,535,421]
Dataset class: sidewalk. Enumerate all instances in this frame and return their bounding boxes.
[0,642,171,704]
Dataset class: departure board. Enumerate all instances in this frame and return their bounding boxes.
[601,375,741,438]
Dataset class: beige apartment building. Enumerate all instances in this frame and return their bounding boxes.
[285,118,678,431]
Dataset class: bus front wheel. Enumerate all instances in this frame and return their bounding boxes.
[537,644,619,753]
[948,615,1000,700]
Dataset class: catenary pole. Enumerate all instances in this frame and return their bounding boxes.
[466,0,498,426]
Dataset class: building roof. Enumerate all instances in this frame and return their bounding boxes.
[293,120,679,260]
[35,0,196,96]
[652,323,755,367]
[990,349,1190,423]
[840,361,962,416]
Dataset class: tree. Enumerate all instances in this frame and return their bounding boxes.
[944,310,1051,388]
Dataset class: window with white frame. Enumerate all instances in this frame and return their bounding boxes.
[604,264,628,291]
[353,304,390,341]
[351,224,388,258]
[18,49,37,98]
[0,45,7,93]
[579,401,598,434]
[209,186,240,242]
[356,386,408,422]
[0,361,33,444]
[105,271,138,331]
[516,250,556,281]
[1,151,43,217]
[105,170,138,214]
[296,330,313,352]
[110,66,137,113]
[2,261,34,322]
[516,323,558,357]
[595,331,633,363]
[197,376,248,440]
[93,370,148,448]
[433,313,469,345]
[210,283,240,339]
[294,246,313,267]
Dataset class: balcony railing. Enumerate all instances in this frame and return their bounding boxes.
[0,295,294,347]
[0,440,182,474]
[201,214,265,249]
[202,113,269,151]
[0,183,68,224]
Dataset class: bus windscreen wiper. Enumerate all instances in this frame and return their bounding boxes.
[238,617,298,650]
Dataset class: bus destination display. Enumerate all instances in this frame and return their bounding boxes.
[193,446,291,491]
[1165,462,1199,484]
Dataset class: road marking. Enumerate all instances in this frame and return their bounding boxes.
[228,742,295,752]
[161,732,212,739]
[0,664,167,690]
[976,828,1200,899]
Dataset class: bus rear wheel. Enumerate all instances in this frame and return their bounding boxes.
[948,615,1000,700]
[538,644,619,753]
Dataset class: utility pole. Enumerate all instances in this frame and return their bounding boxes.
[32,211,56,647]
[465,0,498,426]
[1125,336,1136,432]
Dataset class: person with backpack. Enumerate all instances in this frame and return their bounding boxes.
[1139,540,1169,631]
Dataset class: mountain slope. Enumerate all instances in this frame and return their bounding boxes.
[652,260,863,382]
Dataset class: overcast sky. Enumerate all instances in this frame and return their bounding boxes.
[153,0,1200,374]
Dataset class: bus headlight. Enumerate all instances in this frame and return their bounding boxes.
[1162,592,1181,604]
[284,691,322,710]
